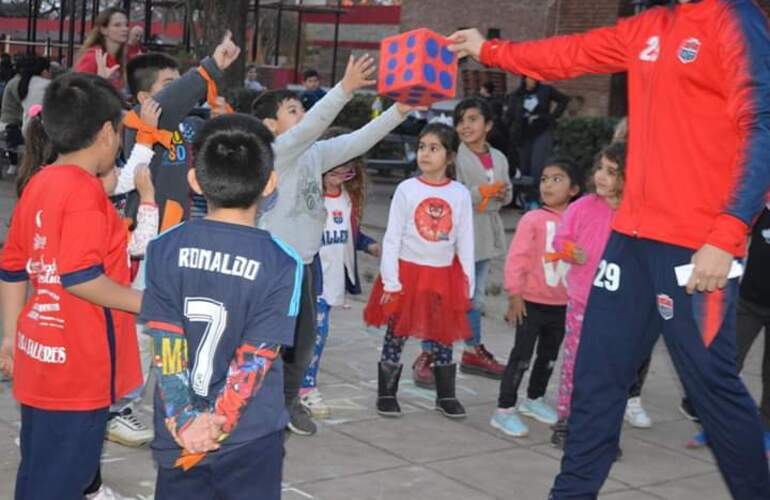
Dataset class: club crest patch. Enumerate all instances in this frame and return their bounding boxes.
[657,294,674,320]
[333,210,344,224]
[678,37,701,64]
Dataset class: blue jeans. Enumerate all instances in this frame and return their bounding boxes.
[422,259,491,352]
[301,298,331,389]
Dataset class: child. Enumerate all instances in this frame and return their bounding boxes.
[100,34,240,445]
[0,73,142,500]
[122,31,240,227]
[253,55,412,436]
[299,127,381,418]
[139,114,303,499]
[300,68,326,110]
[364,123,475,420]
[489,160,578,437]
[414,97,510,386]
[550,143,651,449]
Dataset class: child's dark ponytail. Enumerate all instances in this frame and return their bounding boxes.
[17,111,57,197]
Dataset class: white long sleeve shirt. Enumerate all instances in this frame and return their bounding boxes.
[381,177,475,297]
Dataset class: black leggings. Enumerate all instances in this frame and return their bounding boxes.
[498,301,566,408]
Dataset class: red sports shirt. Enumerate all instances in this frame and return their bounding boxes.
[0,165,141,410]
[481,0,770,256]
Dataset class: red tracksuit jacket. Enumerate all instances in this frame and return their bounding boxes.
[481,0,770,257]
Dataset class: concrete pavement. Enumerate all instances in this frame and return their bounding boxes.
[0,175,765,499]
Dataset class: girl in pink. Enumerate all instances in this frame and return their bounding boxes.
[551,142,652,449]
[489,161,579,438]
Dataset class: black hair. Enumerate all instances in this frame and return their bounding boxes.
[453,96,493,126]
[303,69,319,81]
[41,72,125,154]
[126,52,179,97]
[192,113,275,209]
[481,81,495,94]
[542,158,581,189]
[251,89,300,120]
[16,114,56,197]
[18,55,50,101]
[418,122,460,179]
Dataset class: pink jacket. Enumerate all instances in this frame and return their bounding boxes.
[554,194,615,307]
[504,207,569,306]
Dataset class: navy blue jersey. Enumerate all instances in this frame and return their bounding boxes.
[139,219,302,467]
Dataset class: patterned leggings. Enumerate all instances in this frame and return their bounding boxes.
[381,327,453,366]
[557,297,651,420]
[301,299,331,390]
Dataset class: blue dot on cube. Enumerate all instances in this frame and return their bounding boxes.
[385,74,396,86]
[407,35,416,48]
[423,64,437,83]
[388,41,398,54]
[406,52,416,65]
[387,58,397,71]
[387,92,400,98]
[413,85,426,91]
[441,47,454,65]
[426,38,439,58]
[431,93,445,99]
[439,71,453,90]
[404,69,414,81]
[406,98,421,105]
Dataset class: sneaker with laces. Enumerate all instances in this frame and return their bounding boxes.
[519,397,558,425]
[490,408,529,437]
[460,344,505,379]
[85,485,134,500]
[105,408,153,447]
[287,398,317,436]
[300,388,330,419]
[624,396,652,428]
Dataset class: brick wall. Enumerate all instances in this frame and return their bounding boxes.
[400,0,559,95]
[547,0,623,116]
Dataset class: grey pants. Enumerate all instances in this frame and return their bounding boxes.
[736,297,770,431]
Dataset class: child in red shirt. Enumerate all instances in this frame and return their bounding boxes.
[0,73,142,500]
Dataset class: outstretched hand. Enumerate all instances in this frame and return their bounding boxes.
[341,54,377,94]
[447,28,487,61]
[213,30,241,71]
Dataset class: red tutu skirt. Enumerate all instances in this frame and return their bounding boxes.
[364,258,472,344]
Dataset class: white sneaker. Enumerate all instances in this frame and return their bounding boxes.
[85,485,134,500]
[105,408,153,447]
[625,397,652,428]
[300,388,330,419]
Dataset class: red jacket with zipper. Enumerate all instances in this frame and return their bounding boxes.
[481,0,770,256]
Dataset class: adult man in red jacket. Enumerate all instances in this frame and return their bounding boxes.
[450,1,770,498]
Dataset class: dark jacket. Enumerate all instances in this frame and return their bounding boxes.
[122,57,223,225]
[504,81,570,142]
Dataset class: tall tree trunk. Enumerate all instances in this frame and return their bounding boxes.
[200,0,249,89]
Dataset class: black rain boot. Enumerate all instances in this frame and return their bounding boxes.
[377,362,403,417]
[434,363,466,419]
